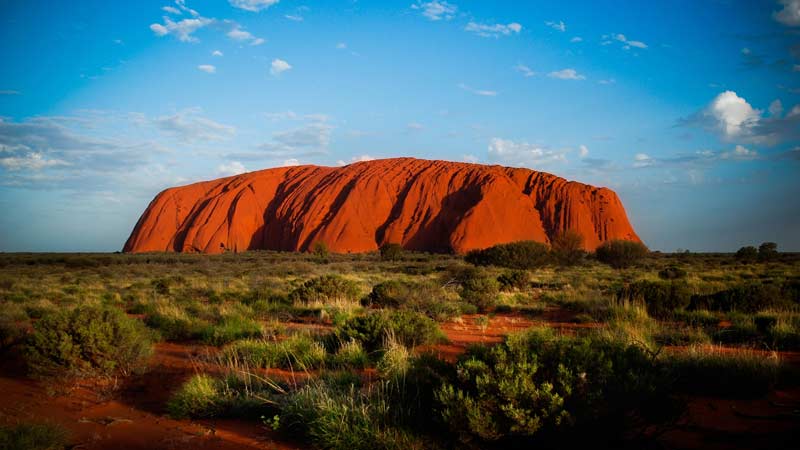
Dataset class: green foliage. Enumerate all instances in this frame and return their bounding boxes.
[335,311,443,351]
[758,242,778,261]
[331,339,369,369]
[363,280,460,321]
[618,280,692,319]
[224,334,327,370]
[465,241,551,269]
[497,270,529,292]
[594,240,649,268]
[455,267,500,312]
[168,374,223,418]
[0,422,68,450]
[312,241,330,260]
[379,243,404,261]
[689,282,791,313]
[436,329,673,443]
[550,230,586,266]
[25,305,153,378]
[200,315,263,346]
[658,265,687,280]
[735,246,758,262]
[289,275,360,304]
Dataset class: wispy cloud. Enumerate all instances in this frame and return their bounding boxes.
[603,33,647,50]
[0,90,21,95]
[217,161,247,176]
[548,68,586,80]
[411,1,458,21]
[197,64,216,73]
[226,24,265,45]
[152,108,236,142]
[150,16,213,42]
[545,20,566,32]
[515,64,536,77]
[458,83,497,96]
[465,21,521,38]
[487,138,568,166]
[229,0,280,13]
[774,0,800,26]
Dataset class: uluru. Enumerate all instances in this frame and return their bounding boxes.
[123,158,641,254]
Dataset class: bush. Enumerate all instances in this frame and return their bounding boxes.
[658,266,687,280]
[618,281,692,319]
[594,240,648,268]
[758,242,778,261]
[550,230,586,266]
[289,275,360,304]
[200,315,263,346]
[331,339,369,369]
[25,305,153,378]
[224,334,326,370]
[312,241,330,260]
[0,422,68,450]
[335,311,442,351]
[465,241,550,269]
[168,374,223,418]
[455,267,500,312]
[379,243,404,261]
[364,281,460,321]
[497,270,529,292]
[436,329,675,443]
[735,246,758,262]
[689,282,790,313]
[363,281,405,309]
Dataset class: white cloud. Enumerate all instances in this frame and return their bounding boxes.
[283,158,300,166]
[270,58,292,75]
[774,0,800,26]
[720,145,758,160]
[633,153,653,168]
[488,138,568,166]
[707,90,761,138]
[336,42,347,49]
[162,6,181,14]
[227,26,264,45]
[769,99,784,117]
[197,64,216,73]
[0,152,70,171]
[548,68,586,80]
[545,20,566,32]
[465,21,522,38]
[411,1,457,21]
[217,161,247,176]
[153,108,236,142]
[337,154,375,165]
[603,33,648,50]
[212,50,223,56]
[458,83,497,96]
[462,154,479,163]
[570,36,583,43]
[579,145,589,158]
[598,78,616,85]
[515,64,536,77]
[285,14,303,21]
[229,0,280,12]
[149,16,213,42]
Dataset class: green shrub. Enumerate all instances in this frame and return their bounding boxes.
[364,281,459,321]
[224,334,326,370]
[497,270,529,292]
[335,311,443,351]
[331,339,369,369]
[289,275,360,304]
[25,305,153,378]
[455,267,499,312]
[0,422,68,450]
[200,315,263,346]
[758,242,778,261]
[618,281,692,319]
[379,243,404,261]
[436,329,674,443]
[689,282,790,313]
[465,241,551,269]
[594,240,649,268]
[550,230,586,266]
[658,266,687,280]
[168,374,223,418]
[735,246,758,262]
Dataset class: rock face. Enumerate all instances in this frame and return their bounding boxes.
[123,158,641,254]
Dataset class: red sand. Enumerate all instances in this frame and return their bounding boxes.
[123,158,641,254]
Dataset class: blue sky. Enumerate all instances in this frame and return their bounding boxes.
[1,0,799,252]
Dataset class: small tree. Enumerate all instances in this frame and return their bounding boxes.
[735,245,758,262]
[311,241,329,260]
[379,243,404,261]
[550,230,586,266]
[758,242,778,261]
[594,240,648,269]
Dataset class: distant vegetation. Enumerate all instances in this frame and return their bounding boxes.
[0,244,798,449]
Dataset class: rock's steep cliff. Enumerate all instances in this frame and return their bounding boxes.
[123,158,641,254]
